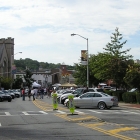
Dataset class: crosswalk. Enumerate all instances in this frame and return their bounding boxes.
[0,109,140,116]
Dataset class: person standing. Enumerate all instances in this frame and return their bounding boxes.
[40,87,44,99]
[28,88,31,101]
[22,88,25,101]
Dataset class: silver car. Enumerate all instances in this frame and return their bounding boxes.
[65,92,118,109]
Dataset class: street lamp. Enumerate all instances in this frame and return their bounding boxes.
[14,52,22,55]
[71,33,89,88]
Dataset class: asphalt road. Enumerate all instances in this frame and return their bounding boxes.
[0,96,140,140]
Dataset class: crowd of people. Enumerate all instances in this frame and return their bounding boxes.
[21,87,53,101]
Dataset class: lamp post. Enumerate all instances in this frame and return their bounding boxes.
[71,33,89,88]
[14,52,22,55]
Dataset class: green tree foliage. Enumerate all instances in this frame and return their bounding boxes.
[124,64,140,91]
[1,77,13,89]
[91,27,132,88]
[12,75,23,89]
[73,62,102,87]
[14,59,74,71]
[23,69,34,88]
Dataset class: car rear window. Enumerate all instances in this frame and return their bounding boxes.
[96,89,104,92]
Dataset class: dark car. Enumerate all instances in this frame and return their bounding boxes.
[3,90,15,99]
[0,91,12,102]
[0,94,4,102]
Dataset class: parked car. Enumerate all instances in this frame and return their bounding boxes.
[12,89,21,98]
[0,91,12,102]
[60,88,104,104]
[64,92,118,109]
[0,94,4,102]
[3,90,15,99]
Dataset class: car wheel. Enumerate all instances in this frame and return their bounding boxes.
[98,102,106,109]
[8,99,11,102]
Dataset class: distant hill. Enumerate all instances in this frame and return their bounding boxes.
[14,58,75,71]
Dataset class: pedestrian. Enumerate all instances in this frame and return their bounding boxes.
[34,88,38,99]
[31,88,35,100]
[28,88,31,101]
[40,87,44,99]
[22,88,25,101]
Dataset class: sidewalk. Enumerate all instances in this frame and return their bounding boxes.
[119,102,140,109]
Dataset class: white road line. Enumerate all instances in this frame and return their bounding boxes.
[75,110,85,114]
[39,111,48,114]
[56,110,66,114]
[5,112,11,116]
[88,110,102,113]
[22,112,30,115]
[121,110,140,114]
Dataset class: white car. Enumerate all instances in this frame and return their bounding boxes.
[64,92,118,109]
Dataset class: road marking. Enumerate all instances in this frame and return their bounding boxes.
[39,111,48,114]
[88,110,102,113]
[75,110,85,114]
[108,127,137,134]
[0,123,1,126]
[78,123,136,140]
[56,110,66,114]
[122,110,140,114]
[22,112,30,115]
[5,112,11,116]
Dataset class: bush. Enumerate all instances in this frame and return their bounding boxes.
[104,90,126,101]
[122,92,137,103]
[136,92,140,104]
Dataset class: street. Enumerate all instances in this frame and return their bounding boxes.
[0,96,140,140]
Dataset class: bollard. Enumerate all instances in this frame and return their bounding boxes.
[68,95,75,114]
[52,93,58,110]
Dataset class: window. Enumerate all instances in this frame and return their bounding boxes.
[94,93,102,97]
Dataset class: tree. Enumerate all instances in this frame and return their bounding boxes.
[91,27,132,88]
[124,63,140,91]
[12,75,23,89]
[23,69,34,88]
[73,60,102,87]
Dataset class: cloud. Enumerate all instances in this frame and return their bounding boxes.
[0,0,140,65]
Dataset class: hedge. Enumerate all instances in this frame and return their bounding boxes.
[122,92,137,103]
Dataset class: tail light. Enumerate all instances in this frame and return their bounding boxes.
[111,98,114,101]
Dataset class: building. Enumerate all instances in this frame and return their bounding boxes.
[0,37,14,78]
[14,62,75,87]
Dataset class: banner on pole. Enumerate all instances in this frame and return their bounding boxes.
[81,50,87,65]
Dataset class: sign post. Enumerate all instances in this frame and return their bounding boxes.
[52,93,58,110]
[68,95,75,114]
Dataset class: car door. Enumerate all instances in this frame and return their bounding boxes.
[92,92,103,107]
[78,93,95,107]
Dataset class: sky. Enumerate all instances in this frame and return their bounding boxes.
[0,0,140,66]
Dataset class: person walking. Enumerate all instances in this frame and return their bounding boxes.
[22,88,25,101]
[40,87,44,99]
[28,88,31,101]
[31,88,35,100]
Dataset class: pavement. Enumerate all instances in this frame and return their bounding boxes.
[119,102,140,109]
